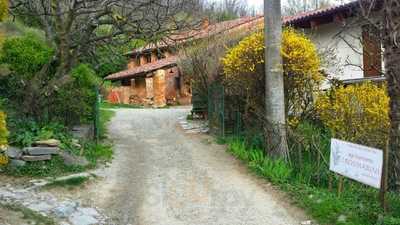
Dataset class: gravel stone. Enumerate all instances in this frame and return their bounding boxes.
[69,212,98,225]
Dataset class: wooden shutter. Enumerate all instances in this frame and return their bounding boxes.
[362,25,382,77]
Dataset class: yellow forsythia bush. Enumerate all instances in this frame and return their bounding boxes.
[0,0,8,22]
[0,111,8,150]
[316,82,389,148]
[222,28,322,122]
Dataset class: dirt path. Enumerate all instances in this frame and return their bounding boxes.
[86,107,309,225]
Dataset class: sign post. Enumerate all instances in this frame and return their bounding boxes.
[379,139,389,211]
[330,139,383,189]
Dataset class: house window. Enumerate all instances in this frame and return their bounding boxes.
[362,25,382,77]
[121,79,131,86]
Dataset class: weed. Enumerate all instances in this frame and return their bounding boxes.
[45,176,89,188]
[1,203,56,225]
[2,155,84,177]
[83,142,113,167]
[99,108,115,139]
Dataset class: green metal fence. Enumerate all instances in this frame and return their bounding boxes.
[93,86,100,143]
[207,82,243,137]
[208,83,225,137]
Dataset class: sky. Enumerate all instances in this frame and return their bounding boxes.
[246,0,263,10]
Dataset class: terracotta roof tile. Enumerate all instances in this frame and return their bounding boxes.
[283,1,359,25]
[104,56,179,81]
[126,16,264,55]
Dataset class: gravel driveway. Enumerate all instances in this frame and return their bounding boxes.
[87,107,308,225]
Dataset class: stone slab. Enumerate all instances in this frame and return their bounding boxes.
[23,147,59,155]
[34,139,61,147]
[21,155,52,161]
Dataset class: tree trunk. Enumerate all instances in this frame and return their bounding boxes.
[264,0,289,160]
[384,0,400,191]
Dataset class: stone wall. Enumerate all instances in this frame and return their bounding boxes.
[153,70,167,107]
[165,66,180,102]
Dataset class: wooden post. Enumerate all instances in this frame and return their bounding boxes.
[380,139,389,211]
[338,175,344,197]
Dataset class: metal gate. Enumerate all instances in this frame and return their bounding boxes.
[208,83,225,137]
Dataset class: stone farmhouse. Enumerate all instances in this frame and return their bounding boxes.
[105,1,384,106]
[105,16,264,107]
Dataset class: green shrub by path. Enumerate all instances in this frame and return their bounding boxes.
[0,32,99,126]
[52,64,100,125]
[225,124,400,225]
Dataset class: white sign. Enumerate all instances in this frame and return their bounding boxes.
[330,138,383,189]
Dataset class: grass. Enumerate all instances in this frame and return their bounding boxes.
[225,136,400,225]
[99,108,115,139]
[44,176,89,189]
[0,203,56,225]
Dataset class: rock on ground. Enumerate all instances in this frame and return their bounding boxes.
[0,184,108,224]
[5,147,23,159]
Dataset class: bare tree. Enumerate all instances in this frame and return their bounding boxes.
[264,0,289,159]
[382,0,400,191]
[283,0,334,16]
[9,0,200,118]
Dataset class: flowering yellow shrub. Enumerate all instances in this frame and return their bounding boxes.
[0,0,8,22]
[315,82,389,148]
[221,28,322,121]
[0,111,8,150]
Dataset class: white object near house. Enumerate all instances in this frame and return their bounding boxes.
[329,138,383,189]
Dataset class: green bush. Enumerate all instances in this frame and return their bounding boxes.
[0,31,99,126]
[8,119,68,147]
[51,64,100,125]
[0,33,53,78]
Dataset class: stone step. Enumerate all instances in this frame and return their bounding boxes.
[21,155,52,161]
[23,147,60,155]
[33,139,61,147]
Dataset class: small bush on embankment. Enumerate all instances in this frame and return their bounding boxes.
[225,123,400,225]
